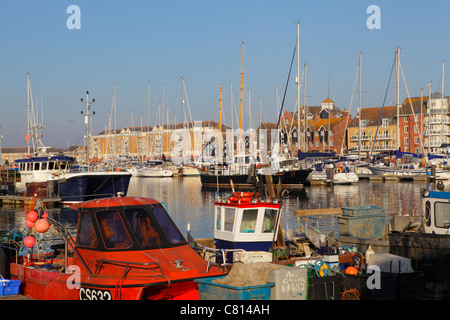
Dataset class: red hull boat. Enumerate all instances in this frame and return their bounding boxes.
[10,197,225,300]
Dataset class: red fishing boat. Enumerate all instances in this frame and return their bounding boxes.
[9,197,225,300]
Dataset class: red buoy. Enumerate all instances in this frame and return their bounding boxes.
[35,219,50,233]
[345,266,358,275]
[26,210,38,223]
[24,236,35,248]
[25,219,35,228]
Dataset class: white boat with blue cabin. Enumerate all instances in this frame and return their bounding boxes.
[14,155,132,204]
[213,192,281,258]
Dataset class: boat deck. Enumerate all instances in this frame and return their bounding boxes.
[358,174,438,182]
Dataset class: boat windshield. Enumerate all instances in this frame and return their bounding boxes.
[434,202,450,229]
[124,205,185,248]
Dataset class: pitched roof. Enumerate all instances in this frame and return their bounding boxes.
[348,106,397,128]
[306,117,348,131]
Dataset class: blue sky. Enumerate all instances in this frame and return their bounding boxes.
[1,0,449,148]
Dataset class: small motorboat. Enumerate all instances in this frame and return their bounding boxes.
[9,197,225,300]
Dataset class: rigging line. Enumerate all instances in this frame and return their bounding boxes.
[371,56,396,157]
[339,58,360,155]
[276,42,297,129]
[272,42,297,154]
[400,63,424,154]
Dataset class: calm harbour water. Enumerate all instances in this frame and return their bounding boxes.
[0,176,445,241]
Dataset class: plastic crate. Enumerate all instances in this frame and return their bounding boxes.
[396,272,424,300]
[0,279,21,296]
[195,276,274,300]
[341,272,397,300]
[342,205,382,216]
[338,213,386,239]
[267,265,308,300]
[307,274,342,300]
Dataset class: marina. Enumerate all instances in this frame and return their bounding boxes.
[1,175,448,300]
[1,1,450,304]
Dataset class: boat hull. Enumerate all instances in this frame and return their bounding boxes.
[10,243,224,300]
[53,172,132,203]
[10,263,201,300]
[200,169,311,192]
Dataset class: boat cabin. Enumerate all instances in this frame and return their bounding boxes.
[10,197,224,300]
[214,192,281,261]
[421,189,450,235]
[15,156,76,173]
[75,197,186,251]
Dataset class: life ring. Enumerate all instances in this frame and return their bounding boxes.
[256,163,262,168]
[239,197,252,203]
[336,168,343,173]
[233,192,252,198]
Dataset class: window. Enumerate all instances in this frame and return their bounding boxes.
[434,202,450,229]
[240,209,258,233]
[262,209,277,233]
[425,201,431,227]
[77,211,97,248]
[41,162,47,170]
[382,118,388,127]
[96,210,132,249]
[125,207,161,247]
[224,207,235,232]
[215,207,221,230]
[360,120,366,128]
[404,126,409,133]
[152,207,185,244]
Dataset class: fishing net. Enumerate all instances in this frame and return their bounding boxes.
[213,262,281,287]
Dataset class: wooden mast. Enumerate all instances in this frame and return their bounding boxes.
[239,41,244,139]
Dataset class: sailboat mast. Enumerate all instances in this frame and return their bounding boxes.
[396,47,401,152]
[296,21,301,152]
[219,84,223,161]
[303,63,307,151]
[358,51,362,162]
[328,77,331,152]
[239,41,244,134]
[26,73,31,155]
[147,80,150,160]
[441,61,445,148]
[219,84,222,130]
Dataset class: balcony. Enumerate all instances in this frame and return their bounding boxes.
[428,129,450,136]
[350,133,394,141]
[350,135,372,141]
[359,144,396,152]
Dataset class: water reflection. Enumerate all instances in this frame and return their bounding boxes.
[0,176,444,240]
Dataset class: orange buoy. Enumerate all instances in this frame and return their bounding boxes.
[345,266,358,275]
[24,235,35,248]
[25,219,35,228]
[26,210,38,223]
[35,219,50,233]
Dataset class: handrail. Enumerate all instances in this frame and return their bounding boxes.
[93,258,167,279]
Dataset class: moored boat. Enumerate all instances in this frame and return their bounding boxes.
[14,156,132,204]
[8,196,225,300]
[388,186,450,299]
[128,165,173,177]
